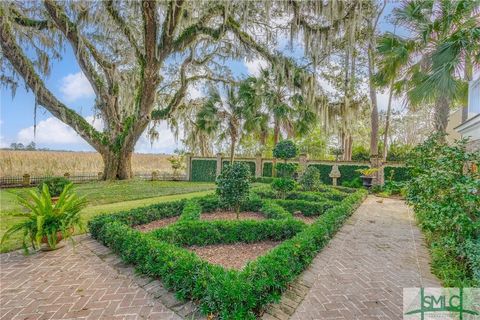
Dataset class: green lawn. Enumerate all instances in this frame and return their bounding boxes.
[0,180,215,253]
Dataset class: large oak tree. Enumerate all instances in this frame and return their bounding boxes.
[1,0,363,179]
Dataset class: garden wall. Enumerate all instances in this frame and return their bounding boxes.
[186,154,410,185]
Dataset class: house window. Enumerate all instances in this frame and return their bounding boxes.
[469,77,480,116]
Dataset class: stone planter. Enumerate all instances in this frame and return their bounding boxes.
[360,175,374,188]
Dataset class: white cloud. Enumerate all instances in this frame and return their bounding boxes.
[15,116,179,153]
[60,72,95,102]
[16,116,103,148]
[244,58,269,76]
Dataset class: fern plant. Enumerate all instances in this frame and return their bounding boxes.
[1,183,87,253]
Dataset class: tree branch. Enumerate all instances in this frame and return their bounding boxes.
[104,0,142,60]
[0,17,105,150]
[10,7,50,30]
[159,0,185,51]
[43,0,108,99]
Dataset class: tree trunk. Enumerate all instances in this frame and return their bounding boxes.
[229,131,237,164]
[434,95,450,134]
[102,148,134,180]
[368,37,379,157]
[382,80,394,161]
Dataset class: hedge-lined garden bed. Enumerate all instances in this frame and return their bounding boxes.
[89,185,367,319]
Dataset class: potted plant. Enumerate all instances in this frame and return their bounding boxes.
[1,183,87,253]
[37,177,71,203]
[356,168,379,188]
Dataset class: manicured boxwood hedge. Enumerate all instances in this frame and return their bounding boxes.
[89,188,367,319]
[151,219,305,246]
[384,166,411,182]
[262,162,273,177]
[191,159,217,182]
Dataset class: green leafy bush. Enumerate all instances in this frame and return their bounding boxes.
[341,177,362,188]
[299,166,321,191]
[37,177,71,197]
[351,145,370,161]
[273,140,298,160]
[151,219,304,246]
[260,200,292,219]
[178,200,202,222]
[271,178,295,199]
[216,162,251,218]
[275,162,298,178]
[274,199,335,216]
[191,159,217,181]
[406,134,479,287]
[308,164,332,184]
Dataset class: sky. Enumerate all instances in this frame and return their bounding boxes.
[0,2,405,154]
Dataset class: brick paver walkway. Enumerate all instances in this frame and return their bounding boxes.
[264,196,440,320]
[0,236,189,320]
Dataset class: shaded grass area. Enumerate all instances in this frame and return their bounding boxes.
[0,180,215,253]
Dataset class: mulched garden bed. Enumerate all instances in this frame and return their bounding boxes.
[135,216,179,232]
[294,213,316,225]
[201,211,266,221]
[188,241,280,270]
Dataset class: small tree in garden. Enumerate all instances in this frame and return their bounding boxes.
[273,140,298,162]
[271,178,296,199]
[299,166,321,191]
[168,154,185,179]
[216,162,251,219]
[273,140,298,178]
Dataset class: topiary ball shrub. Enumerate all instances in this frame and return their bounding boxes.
[275,162,298,178]
[271,178,296,199]
[299,166,321,191]
[37,177,71,197]
[216,162,251,218]
[273,140,298,161]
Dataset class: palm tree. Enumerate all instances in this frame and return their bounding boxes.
[196,83,256,163]
[393,0,480,134]
[375,32,414,160]
[247,69,317,148]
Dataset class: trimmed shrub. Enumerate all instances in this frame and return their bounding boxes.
[37,177,71,197]
[273,140,298,160]
[341,177,362,188]
[178,200,202,222]
[151,219,305,246]
[275,162,298,178]
[299,166,321,191]
[216,162,251,217]
[271,178,295,199]
[260,200,292,219]
[191,159,217,182]
[274,199,335,216]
